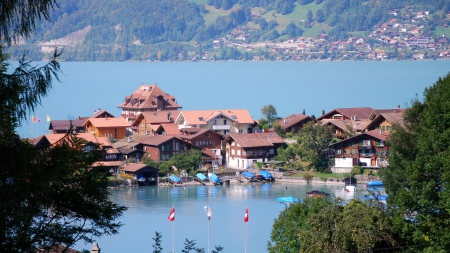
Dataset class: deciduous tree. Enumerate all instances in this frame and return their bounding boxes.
[261,104,278,125]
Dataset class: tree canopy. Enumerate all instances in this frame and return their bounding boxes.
[381,72,450,252]
[261,104,278,125]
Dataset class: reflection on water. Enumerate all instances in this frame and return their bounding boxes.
[92,183,364,253]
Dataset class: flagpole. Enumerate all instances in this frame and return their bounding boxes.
[172,205,175,253]
[208,204,210,253]
[245,205,248,253]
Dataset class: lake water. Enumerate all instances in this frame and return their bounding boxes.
[79,183,365,253]
[16,60,450,137]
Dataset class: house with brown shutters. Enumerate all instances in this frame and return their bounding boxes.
[177,128,223,167]
[318,107,374,139]
[274,112,316,134]
[48,110,114,134]
[82,117,131,140]
[131,110,181,135]
[118,85,182,123]
[140,135,194,161]
[174,109,256,135]
[366,108,405,131]
[330,129,390,173]
[223,132,285,170]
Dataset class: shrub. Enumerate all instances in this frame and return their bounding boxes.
[323,168,332,174]
[364,169,372,176]
[303,172,314,183]
[351,166,363,175]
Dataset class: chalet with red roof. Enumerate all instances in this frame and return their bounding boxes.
[131,110,181,135]
[275,112,315,133]
[329,129,390,172]
[177,128,223,167]
[118,85,182,123]
[366,108,405,131]
[140,135,193,161]
[223,132,285,169]
[83,117,131,140]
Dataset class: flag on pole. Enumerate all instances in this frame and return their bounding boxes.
[207,206,212,221]
[37,116,40,123]
[46,115,51,122]
[168,207,175,221]
[32,116,36,123]
[244,207,249,222]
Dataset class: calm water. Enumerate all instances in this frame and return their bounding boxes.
[16,60,450,137]
[78,183,364,253]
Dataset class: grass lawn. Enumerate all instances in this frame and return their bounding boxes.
[202,5,242,25]
[291,171,349,179]
[434,26,450,38]
[188,0,208,4]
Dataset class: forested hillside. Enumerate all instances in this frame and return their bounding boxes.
[10,0,450,61]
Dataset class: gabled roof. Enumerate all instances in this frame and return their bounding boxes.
[92,109,115,118]
[318,107,373,120]
[321,119,371,133]
[140,135,180,146]
[33,133,115,150]
[178,128,223,141]
[366,110,405,130]
[49,119,86,132]
[330,129,389,147]
[225,132,285,148]
[117,84,182,110]
[276,114,314,129]
[369,108,404,120]
[160,123,181,135]
[122,163,151,172]
[175,109,254,125]
[131,110,181,126]
[83,117,131,128]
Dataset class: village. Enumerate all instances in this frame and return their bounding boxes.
[211,9,450,61]
[32,84,401,186]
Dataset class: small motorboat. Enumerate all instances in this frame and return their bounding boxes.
[260,170,274,181]
[209,173,223,185]
[344,186,356,192]
[277,196,301,203]
[243,171,255,180]
[366,181,383,187]
[362,194,388,202]
[138,176,146,182]
[307,190,330,198]
[168,174,182,184]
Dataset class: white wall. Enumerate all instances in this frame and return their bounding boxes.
[334,158,353,168]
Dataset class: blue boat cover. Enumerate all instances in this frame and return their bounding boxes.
[277,196,301,203]
[362,194,388,202]
[196,173,208,181]
[169,175,182,183]
[260,170,273,179]
[366,181,383,187]
[209,173,222,184]
[243,171,255,179]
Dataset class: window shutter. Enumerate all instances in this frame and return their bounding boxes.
[360,140,363,145]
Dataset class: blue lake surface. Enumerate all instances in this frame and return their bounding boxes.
[16,60,450,137]
[77,183,365,253]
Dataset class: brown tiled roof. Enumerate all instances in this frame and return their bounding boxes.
[140,135,179,146]
[92,109,115,118]
[178,128,222,141]
[113,134,151,149]
[369,108,404,120]
[177,109,254,125]
[92,161,124,167]
[117,85,182,110]
[34,133,114,148]
[321,119,371,132]
[49,119,86,131]
[83,117,131,128]
[276,114,313,129]
[364,129,390,141]
[132,110,181,126]
[202,148,217,161]
[122,163,149,172]
[318,107,374,120]
[366,110,405,130]
[227,132,285,148]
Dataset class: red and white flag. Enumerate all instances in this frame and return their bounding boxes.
[37,116,40,123]
[207,207,212,221]
[168,207,175,221]
[244,207,249,222]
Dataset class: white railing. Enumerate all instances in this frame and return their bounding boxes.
[212,125,231,130]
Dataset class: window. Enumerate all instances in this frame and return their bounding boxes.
[224,120,227,125]
[239,129,243,134]
[346,149,350,154]
[352,149,356,154]
[161,145,165,151]
[248,151,253,155]
[258,150,263,155]
[381,125,386,131]
[231,149,235,155]
[231,141,235,146]
[337,149,342,155]
[268,149,274,154]
[205,132,210,137]
[237,150,241,155]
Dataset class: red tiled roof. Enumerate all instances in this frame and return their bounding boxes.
[276,114,313,129]
[177,109,254,125]
[132,110,181,126]
[122,163,149,172]
[117,85,182,110]
[364,129,390,141]
[83,117,131,128]
[140,135,179,146]
[160,123,181,135]
[227,132,285,148]
[318,107,374,120]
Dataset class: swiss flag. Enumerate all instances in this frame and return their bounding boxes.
[168,207,175,221]
[244,207,249,222]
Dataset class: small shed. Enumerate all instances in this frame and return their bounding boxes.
[122,163,159,186]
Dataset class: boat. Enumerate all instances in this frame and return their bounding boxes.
[306,190,330,198]
[242,171,255,180]
[366,181,383,187]
[344,186,356,192]
[209,173,223,185]
[260,170,274,181]
[277,196,301,203]
[138,176,146,182]
[168,174,182,185]
[196,173,208,181]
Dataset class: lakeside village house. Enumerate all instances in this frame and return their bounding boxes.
[40,84,405,181]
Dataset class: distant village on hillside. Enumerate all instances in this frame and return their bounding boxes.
[34,84,402,183]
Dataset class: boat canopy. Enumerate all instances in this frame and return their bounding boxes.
[196,173,208,181]
[366,181,383,187]
[260,170,273,179]
[243,171,255,179]
[209,173,222,184]
[277,196,301,203]
[169,174,182,183]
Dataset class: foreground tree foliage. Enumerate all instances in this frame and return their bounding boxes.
[381,72,450,252]
[268,198,397,253]
[0,1,126,252]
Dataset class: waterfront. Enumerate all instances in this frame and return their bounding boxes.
[83,182,366,253]
[17,60,450,138]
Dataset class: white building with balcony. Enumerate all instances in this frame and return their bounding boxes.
[174,109,256,135]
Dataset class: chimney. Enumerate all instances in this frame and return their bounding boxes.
[91,242,101,253]
[397,105,400,109]
[302,109,305,115]
[322,110,325,116]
